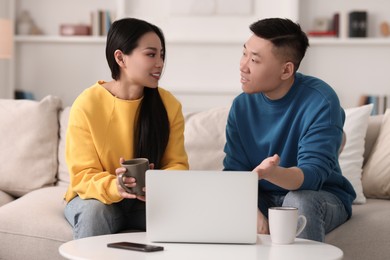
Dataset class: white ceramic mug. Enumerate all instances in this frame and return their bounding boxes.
[268,206,307,244]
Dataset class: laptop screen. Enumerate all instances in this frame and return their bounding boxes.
[146,170,258,244]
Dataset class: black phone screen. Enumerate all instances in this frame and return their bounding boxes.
[107,242,164,252]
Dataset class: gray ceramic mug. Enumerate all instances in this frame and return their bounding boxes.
[118,158,149,196]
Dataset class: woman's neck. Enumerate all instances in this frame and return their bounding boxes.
[105,80,144,100]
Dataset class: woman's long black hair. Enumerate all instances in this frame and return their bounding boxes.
[106,18,169,169]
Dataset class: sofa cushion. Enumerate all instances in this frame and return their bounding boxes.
[0,190,14,207]
[0,186,72,260]
[339,104,373,204]
[0,96,62,197]
[362,109,390,199]
[184,107,229,170]
[325,199,390,260]
[57,107,71,187]
[363,114,383,165]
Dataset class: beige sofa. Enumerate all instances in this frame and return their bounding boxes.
[0,96,389,260]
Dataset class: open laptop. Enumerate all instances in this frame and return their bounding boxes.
[145,170,258,244]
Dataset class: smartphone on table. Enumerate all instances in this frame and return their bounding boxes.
[107,241,164,252]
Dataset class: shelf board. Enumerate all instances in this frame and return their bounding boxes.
[14,35,390,46]
[15,35,107,43]
[309,37,390,46]
[14,35,245,45]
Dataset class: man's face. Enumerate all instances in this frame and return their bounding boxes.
[240,35,288,99]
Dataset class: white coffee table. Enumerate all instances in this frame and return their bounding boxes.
[59,232,343,260]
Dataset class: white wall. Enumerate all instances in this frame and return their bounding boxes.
[13,0,299,113]
[12,0,390,112]
[298,0,390,109]
[126,0,299,112]
[300,43,390,109]
[15,42,110,106]
[127,0,298,42]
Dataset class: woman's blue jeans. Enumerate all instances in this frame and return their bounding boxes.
[64,196,146,239]
[258,190,349,242]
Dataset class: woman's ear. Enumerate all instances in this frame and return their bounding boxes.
[114,50,125,66]
[281,61,294,80]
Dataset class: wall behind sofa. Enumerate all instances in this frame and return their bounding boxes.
[12,0,390,113]
[12,0,298,113]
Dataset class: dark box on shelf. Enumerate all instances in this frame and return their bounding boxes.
[60,24,91,36]
[349,11,368,37]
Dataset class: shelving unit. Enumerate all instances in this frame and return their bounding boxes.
[14,36,390,47]
[297,0,390,109]
[17,0,382,48]
[13,0,122,37]
[299,0,390,40]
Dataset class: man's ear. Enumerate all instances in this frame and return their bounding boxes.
[281,62,294,80]
[114,50,125,66]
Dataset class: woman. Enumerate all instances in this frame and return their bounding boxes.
[64,18,189,239]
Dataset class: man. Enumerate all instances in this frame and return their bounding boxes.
[223,18,356,242]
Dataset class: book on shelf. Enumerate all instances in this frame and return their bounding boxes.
[358,94,388,115]
[349,11,368,38]
[307,30,337,37]
[333,13,339,37]
[60,24,91,36]
[307,12,340,38]
[308,11,371,39]
[91,9,115,36]
[14,90,34,100]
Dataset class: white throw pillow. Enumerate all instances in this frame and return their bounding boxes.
[362,108,390,199]
[339,104,373,204]
[184,107,230,170]
[0,96,62,197]
[57,107,71,187]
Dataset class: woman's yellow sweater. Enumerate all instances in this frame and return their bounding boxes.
[64,81,189,204]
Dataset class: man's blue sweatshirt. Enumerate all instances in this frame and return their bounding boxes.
[223,73,356,217]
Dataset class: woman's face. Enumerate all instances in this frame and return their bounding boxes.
[121,32,164,88]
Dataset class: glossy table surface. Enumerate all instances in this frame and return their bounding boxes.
[59,232,343,260]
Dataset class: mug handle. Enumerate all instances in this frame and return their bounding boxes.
[117,173,133,193]
[296,215,307,237]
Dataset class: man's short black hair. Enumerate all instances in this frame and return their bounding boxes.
[249,18,309,72]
